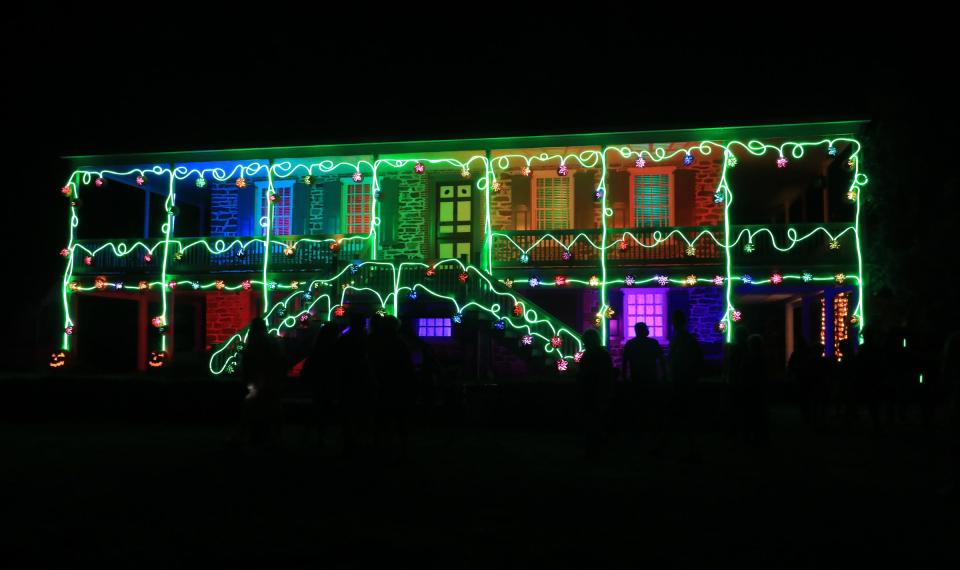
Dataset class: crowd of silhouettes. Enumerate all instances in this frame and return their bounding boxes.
[236,307,960,495]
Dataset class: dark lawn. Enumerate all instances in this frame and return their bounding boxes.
[2,405,958,569]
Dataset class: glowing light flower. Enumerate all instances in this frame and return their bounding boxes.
[190,282,199,290]
[556,359,568,372]
[352,171,363,183]
[136,175,146,186]
[513,303,523,317]
[494,320,506,330]
[656,275,669,286]
[408,290,418,300]
[551,336,562,348]
[236,249,246,259]
[802,272,813,282]
[300,313,310,322]
[732,310,742,322]
[618,240,629,251]
[744,242,755,253]
[519,254,530,264]
[64,325,74,335]
[588,275,600,287]
[829,239,840,250]
[503,278,514,289]
[776,157,788,168]
[521,165,532,176]
[624,274,636,286]
[95,276,108,290]
[460,167,470,178]
[712,275,724,286]
[61,185,72,197]
[850,315,860,326]
[685,245,696,257]
[520,335,533,346]
[713,191,725,204]
[529,277,541,287]
[685,274,697,286]
[593,189,604,200]
[84,256,93,266]
[333,305,346,317]
[716,321,727,333]
[605,307,615,318]
[635,156,646,168]
[143,253,153,263]
[771,273,783,285]
[554,275,567,287]
[174,251,183,261]
[458,271,469,283]
[268,192,277,203]
[114,282,124,290]
[60,248,70,258]
[425,267,436,277]
[268,281,277,290]
[235,177,247,188]
[69,282,80,292]
[492,180,502,192]
[835,273,846,284]
[303,175,314,185]
[151,316,166,328]
[557,163,569,176]
[195,176,206,189]
[329,241,340,252]
[727,155,738,168]
[683,153,694,166]
[215,280,225,290]
[742,275,753,285]
[138,281,149,291]
[847,159,855,169]
[828,146,838,157]
[414,161,425,174]
[95,177,104,187]
[290,280,300,289]
[168,280,177,290]
[561,250,572,261]
[452,312,463,324]
[283,245,296,256]
[847,190,857,201]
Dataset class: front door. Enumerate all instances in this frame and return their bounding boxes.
[437,183,473,263]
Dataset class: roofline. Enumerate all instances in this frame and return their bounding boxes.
[63,120,869,168]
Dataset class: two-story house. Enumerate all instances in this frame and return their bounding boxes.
[54,121,867,378]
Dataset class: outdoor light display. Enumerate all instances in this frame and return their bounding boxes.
[55,134,865,374]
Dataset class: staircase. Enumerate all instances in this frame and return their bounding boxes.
[207,260,583,377]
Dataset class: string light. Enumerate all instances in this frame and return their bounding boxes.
[829,239,840,250]
[618,240,628,251]
[283,245,296,256]
[168,280,177,290]
[64,325,74,335]
[716,321,727,333]
[303,175,314,185]
[726,155,738,168]
[425,267,436,277]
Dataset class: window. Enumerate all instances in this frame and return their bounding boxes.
[533,175,572,229]
[417,318,452,338]
[342,179,373,234]
[632,172,672,228]
[255,180,294,236]
[623,288,668,343]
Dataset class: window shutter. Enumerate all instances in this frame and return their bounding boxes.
[236,185,256,236]
[424,178,436,259]
[674,169,697,226]
[607,170,629,227]
[379,177,401,246]
[291,182,310,235]
[322,179,341,234]
[573,171,596,228]
[510,173,531,229]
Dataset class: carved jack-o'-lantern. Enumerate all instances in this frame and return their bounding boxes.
[148,351,166,368]
[49,350,68,368]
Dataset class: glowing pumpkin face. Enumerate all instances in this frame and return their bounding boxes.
[49,351,68,368]
[148,351,166,368]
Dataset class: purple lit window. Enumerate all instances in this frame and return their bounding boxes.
[417,318,452,337]
[623,288,667,343]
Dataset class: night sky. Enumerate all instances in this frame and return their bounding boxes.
[4,8,955,369]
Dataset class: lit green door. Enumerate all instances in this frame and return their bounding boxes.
[437,183,473,263]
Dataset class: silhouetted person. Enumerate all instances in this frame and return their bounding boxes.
[400,317,437,410]
[856,328,886,434]
[940,331,960,497]
[789,337,819,426]
[300,322,341,448]
[654,310,703,460]
[240,317,286,449]
[622,322,664,385]
[577,328,615,456]
[742,334,769,445]
[334,314,373,458]
[369,315,415,461]
[835,337,858,426]
[725,325,750,438]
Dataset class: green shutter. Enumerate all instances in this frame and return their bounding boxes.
[379,177,401,246]
[291,182,310,235]
[322,179,341,234]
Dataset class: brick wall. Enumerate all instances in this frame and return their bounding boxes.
[205,291,253,348]
[382,173,427,260]
[688,157,724,226]
[687,286,724,347]
[209,182,239,237]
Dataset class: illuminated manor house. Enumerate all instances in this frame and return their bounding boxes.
[56,122,867,376]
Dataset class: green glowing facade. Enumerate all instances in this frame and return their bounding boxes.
[57,121,868,374]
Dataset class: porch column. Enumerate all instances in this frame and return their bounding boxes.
[801,296,813,346]
[137,297,147,372]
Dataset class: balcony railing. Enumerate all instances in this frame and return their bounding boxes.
[492,226,724,269]
[492,223,857,270]
[71,234,369,275]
